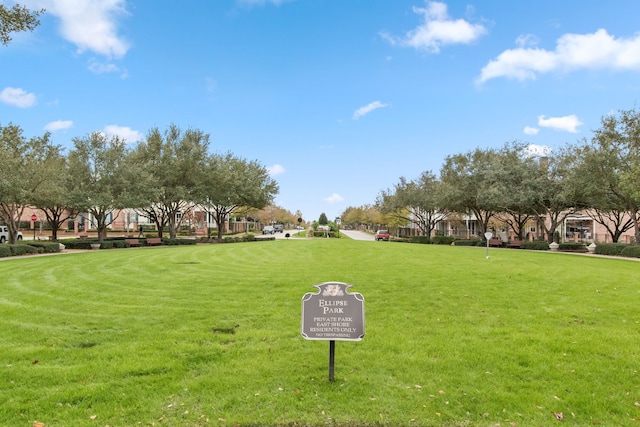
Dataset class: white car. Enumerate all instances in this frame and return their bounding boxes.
[262,226,275,235]
[0,226,23,243]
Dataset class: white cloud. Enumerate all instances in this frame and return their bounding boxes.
[44,120,73,131]
[478,29,640,83]
[353,101,389,120]
[88,59,121,74]
[537,114,583,133]
[515,34,539,48]
[268,164,285,176]
[381,1,486,53]
[0,87,37,108]
[103,125,143,143]
[24,0,130,59]
[324,193,344,204]
[523,126,539,135]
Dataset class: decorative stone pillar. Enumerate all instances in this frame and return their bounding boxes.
[549,242,559,252]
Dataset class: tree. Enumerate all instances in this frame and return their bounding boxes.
[29,143,80,240]
[318,213,328,225]
[132,125,209,239]
[0,2,44,45]
[439,148,499,239]
[0,123,53,243]
[253,205,297,227]
[489,142,542,240]
[378,171,443,238]
[67,132,141,242]
[199,152,278,240]
[529,145,584,243]
[584,108,640,244]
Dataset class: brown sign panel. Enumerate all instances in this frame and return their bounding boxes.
[301,282,365,341]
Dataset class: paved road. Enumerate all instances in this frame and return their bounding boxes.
[339,229,375,241]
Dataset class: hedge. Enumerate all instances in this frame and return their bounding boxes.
[620,245,640,258]
[453,239,483,246]
[409,236,431,244]
[10,244,40,256]
[432,235,455,245]
[58,239,97,250]
[521,241,550,251]
[164,238,197,245]
[558,243,587,252]
[0,246,12,257]
[25,242,62,253]
[595,243,628,256]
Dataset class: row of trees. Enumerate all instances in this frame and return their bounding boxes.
[0,123,279,243]
[371,108,640,244]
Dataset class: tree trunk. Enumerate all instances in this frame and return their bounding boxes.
[633,210,640,245]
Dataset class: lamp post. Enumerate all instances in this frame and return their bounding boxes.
[484,231,493,259]
[335,217,341,238]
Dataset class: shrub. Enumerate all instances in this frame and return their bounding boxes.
[168,238,197,245]
[453,239,482,246]
[431,235,454,245]
[26,242,61,253]
[10,244,39,256]
[521,241,550,251]
[620,245,640,258]
[99,241,114,249]
[409,236,431,244]
[595,243,628,256]
[59,239,96,250]
[111,240,128,249]
[558,243,587,252]
[0,246,12,257]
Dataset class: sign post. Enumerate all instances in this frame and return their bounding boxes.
[484,231,493,259]
[301,282,365,382]
[31,214,37,241]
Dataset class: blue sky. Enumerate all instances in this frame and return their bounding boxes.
[3,1,640,222]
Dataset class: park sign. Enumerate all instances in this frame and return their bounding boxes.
[301,282,365,341]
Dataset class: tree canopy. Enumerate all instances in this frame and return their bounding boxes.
[0,2,44,45]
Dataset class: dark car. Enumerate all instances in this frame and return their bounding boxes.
[374,230,390,241]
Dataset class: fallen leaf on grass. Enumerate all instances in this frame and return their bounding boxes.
[552,411,564,420]
[33,423,45,427]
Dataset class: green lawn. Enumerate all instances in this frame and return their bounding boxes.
[1,239,639,426]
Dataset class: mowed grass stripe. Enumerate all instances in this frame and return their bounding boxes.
[0,240,639,426]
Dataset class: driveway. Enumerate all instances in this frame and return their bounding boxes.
[339,229,374,241]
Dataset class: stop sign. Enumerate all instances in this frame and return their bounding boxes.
[31,214,37,222]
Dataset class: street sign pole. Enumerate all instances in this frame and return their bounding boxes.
[484,231,493,259]
[32,214,37,241]
[329,340,335,382]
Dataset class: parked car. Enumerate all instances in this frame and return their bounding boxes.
[274,224,284,233]
[374,230,390,241]
[0,226,23,243]
[262,225,275,235]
